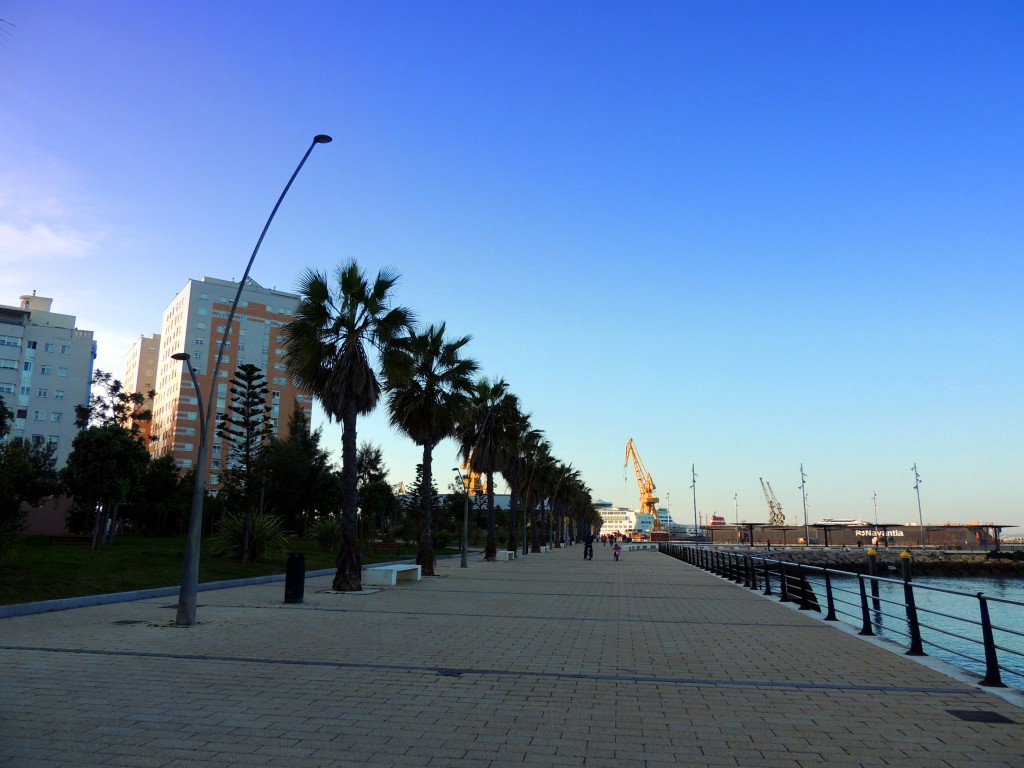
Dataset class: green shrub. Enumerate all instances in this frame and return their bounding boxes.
[209,512,288,561]
[309,516,341,553]
[0,517,23,559]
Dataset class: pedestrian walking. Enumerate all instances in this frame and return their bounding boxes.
[583,533,594,560]
[613,542,622,561]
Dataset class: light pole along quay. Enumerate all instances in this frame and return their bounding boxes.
[453,467,469,568]
[174,134,332,627]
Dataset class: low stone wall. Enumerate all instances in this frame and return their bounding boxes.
[700,545,1024,576]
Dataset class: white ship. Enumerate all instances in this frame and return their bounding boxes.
[594,501,698,539]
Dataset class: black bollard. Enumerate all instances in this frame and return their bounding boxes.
[284,551,306,604]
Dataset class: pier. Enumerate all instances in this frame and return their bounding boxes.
[2,546,1023,766]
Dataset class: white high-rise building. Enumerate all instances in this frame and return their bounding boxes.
[0,293,96,467]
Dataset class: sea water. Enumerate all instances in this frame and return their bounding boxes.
[803,572,1024,687]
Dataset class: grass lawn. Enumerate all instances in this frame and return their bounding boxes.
[0,535,433,606]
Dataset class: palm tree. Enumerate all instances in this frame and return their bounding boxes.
[384,322,477,576]
[458,377,517,560]
[498,408,543,554]
[520,438,553,553]
[284,260,413,591]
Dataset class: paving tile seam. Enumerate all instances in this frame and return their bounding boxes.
[1,644,984,696]
[178,602,822,628]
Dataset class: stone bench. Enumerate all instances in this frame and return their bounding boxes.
[622,543,657,551]
[539,545,550,553]
[362,564,421,586]
[494,550,517,561]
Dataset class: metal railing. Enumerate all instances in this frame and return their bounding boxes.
[658,543,1024,689]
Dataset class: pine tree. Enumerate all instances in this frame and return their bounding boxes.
[217,364,272,562]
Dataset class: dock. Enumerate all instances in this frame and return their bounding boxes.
[2,545,1022,766]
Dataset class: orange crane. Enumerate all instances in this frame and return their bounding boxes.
[760,477,786,526]
[624,439,663,533]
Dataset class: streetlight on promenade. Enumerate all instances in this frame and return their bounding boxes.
[453,467,470,568]
[174,134,332,627]
[912,463,925,548]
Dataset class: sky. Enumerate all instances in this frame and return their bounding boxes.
[1,1,1022,530]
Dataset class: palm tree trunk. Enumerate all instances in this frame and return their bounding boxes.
[485,475,497,560]
[507,469,519,552]
[530,497,541,553]
[417,442,436,576]
[333,405,363,591]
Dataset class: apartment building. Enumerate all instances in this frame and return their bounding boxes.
[148,276,312,492]
[0,293,96,467]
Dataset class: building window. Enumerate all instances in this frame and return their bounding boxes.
[0,384,13,394]
[50,412,62,422]
[44,342,56,352]
[27,340,37,349]
[23,362,32,371]
[194,338,204,345]
[181,459,193,468]
[185,411,197,421]
[0,335,21,347]
[20,386,30,396]
[37,388,48,397]
[209,474,219,485]
[16,408,27,419]
[0,358,16,370]
[61,345,71,354]
[33,410,45,421]
[40,365,51,375]
[57,367,67,377]
[198,308,208,316]
[54,390,65,399]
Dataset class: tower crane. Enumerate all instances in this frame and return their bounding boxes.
[624,439,663,533]
[760,477,786,526]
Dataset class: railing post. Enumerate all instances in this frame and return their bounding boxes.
[762,558,773,596]
[796,564,813,610]
[858,575,875,636]
[977,594,1005,687]
[901,550,925,656]
[822,568,838,621]
[746,556,758,590]
[742,555,751,588]
[778,561,792,603]
[868,547,881,612]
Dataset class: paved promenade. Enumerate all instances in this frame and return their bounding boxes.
[2,545,1023,767]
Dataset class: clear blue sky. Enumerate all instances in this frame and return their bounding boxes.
[2,2,1021,530]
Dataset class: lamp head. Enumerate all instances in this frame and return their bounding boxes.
[314,134,333,144]
[171,352,191,361]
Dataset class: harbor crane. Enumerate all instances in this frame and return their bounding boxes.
[760,477,786,526]
[625,439,663,532]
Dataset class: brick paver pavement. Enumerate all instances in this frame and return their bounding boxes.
[2,545,1022,767]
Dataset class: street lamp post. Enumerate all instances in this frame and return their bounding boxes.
[691,464,698,545]
[453,467,469,568]
[174,134,332,627]
[912,463,925,548]
[800,463,809,546]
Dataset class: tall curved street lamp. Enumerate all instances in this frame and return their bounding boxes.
[174,134,332,627]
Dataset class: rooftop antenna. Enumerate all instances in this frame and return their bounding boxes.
[872,491,878,527]
[733,493,739,526]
